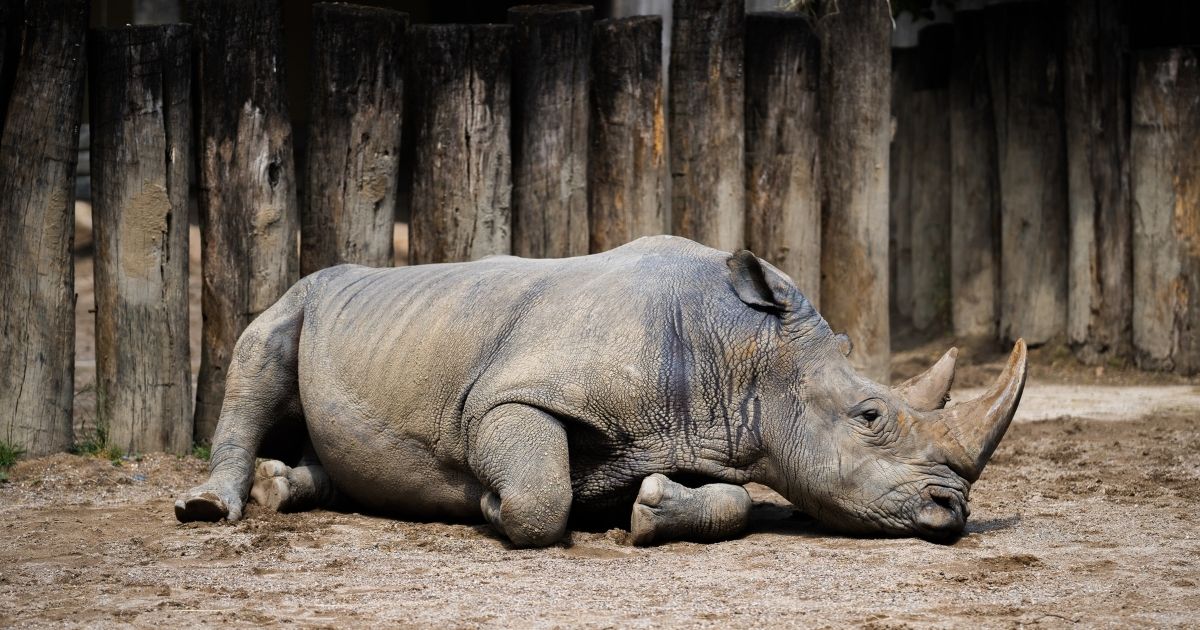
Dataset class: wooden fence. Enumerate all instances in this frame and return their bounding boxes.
[0,0,1195,458]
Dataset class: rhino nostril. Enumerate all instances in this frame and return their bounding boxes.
[914,487,966,541]
[930,491,955,511]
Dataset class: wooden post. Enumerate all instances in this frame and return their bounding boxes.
[1132,48,1200,375]
[1064,0,1131,363]
[816,0,891,382]
[190,0,300,442]
[302,4,407,275]
[89,25,192,454]
[744,12,821,305]
[908,23,953,332]
[589,15,666,253]
[409,24,513,265]
[949,7,999,340]
[509,5,592,259]
[985,1,1068,346]
[669,0,744,252]
[890,47,917,322]
[0,0,88,456]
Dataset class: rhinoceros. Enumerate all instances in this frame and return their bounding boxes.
[175,236,1027,546]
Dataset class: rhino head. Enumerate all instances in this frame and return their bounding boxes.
[727,251,1027,542]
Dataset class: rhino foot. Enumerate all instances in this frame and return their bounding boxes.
[175,482,244,523]
[250,459,293,511]
[630,473,751,546]
[249,459,337,514]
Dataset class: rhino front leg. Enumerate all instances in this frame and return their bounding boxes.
[630,474,752,545]
[468,404,572,548]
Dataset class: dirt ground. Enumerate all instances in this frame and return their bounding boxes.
[2,210,1197,627]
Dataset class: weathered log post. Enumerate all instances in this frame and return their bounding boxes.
[744,11,821,304]
[669,0,744,252]
[190,0,300,442]
[89,25,193,454]
[589,15,666,253]
[908,23,953,332]
[1131,48,1200,375]
[1064,0,1131,363]
[302,4,407,275]
[985,1,1068,346]
[949,5,999,340]
[0,0,88,456]
[890,46,917,322]
[509,5,591,259]
[408,24,513,264]
[815,0,891,382]
[0,0,23,138]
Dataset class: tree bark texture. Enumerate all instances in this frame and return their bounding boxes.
[408,24,513,265]
[908,24,953,332]
[949,8,999,339]
[1131,48,1200,375]
[1064,0,1132,363]
[89,25,193,454]
[302,4,407,275]
[669,0,744,252]
[589,15,666,253]
[985,1,1068,346]
[744,12,821,306]
[0,0,23,140]
[0,0,88,456]
[509,5,591,259]
[190,0,300,442]
[890,48,916,321]
[816,0,891,382]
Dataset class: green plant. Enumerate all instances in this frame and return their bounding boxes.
[191,443,211,462]
[71,423,124,465]
[0,440,25,481]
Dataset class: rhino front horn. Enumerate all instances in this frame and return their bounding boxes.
[934,340,1027,482]
[894,347,957,411]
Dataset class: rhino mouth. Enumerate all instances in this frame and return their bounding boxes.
[911,485,969,543]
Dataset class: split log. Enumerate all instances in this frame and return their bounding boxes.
[1131,48,1200,375]
[89,25,192,454]
[669,0,744,252]
[509,5,591,259]
[190,0,300,442]
[816,0,891,382]
[0,0,88,456]
[908,23,953,332]
[948,7,999,339]
[890,48,917,321]
[1064,0,1131,362]
[985,1,1068,346]
[302,4,407,275]
[589,15,666,253]
[744,11,821,305]
[408,24,513,264]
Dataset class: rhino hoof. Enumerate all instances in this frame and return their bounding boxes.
[630,474,676,545]
[174,491,230,523]
[250,460,293,511]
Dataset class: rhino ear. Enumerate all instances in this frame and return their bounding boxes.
[834,333,853,357]
[727,250,790,313]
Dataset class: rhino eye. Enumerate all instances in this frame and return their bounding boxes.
[861,409,880,425]
[851,400,889,431]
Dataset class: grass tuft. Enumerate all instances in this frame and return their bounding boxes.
[71,424,124,465]
[0,440,25,481]
[191,443,211,462]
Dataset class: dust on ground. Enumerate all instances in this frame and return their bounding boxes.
[2,208,1194,627]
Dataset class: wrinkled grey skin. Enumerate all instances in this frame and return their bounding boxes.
[177,236,1026,547]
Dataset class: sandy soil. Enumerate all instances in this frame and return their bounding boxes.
[2,208,1193,627]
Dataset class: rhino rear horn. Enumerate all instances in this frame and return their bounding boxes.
[933,340,1028,482]
[894,347,957,411]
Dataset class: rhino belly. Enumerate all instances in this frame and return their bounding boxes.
[299,373,484,521]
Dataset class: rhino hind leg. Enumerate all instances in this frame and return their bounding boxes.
[468,404,572,548]
[630,474,751,545]
[175,281,309,523]
[250,457,338,513]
